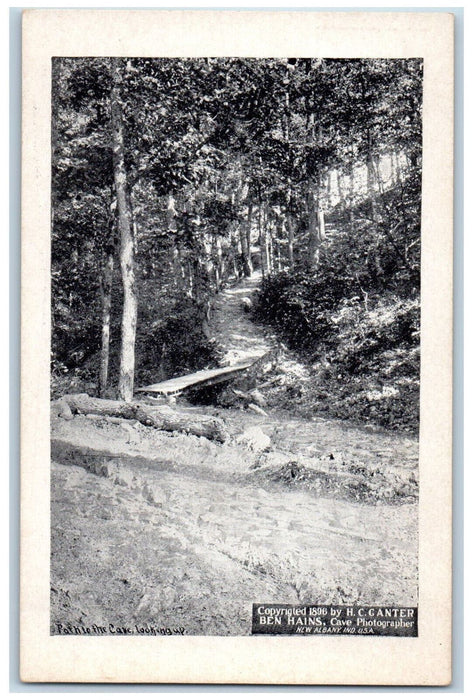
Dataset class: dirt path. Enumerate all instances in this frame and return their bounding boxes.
[209,273,273,365]
[51,456,416,635]
[209,271,310,384]
[50,274,419,636]
[51,410,418,635]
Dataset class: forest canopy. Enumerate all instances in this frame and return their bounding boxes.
[51,57,422,430]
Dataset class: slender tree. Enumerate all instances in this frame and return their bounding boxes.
[111,58,138,401]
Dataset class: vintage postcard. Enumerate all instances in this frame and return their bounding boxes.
[20,9,453,684]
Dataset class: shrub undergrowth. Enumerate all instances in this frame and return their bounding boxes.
[254,181,420,432]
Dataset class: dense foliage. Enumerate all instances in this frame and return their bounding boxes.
[254,177,421,430]
[51,57,422,430]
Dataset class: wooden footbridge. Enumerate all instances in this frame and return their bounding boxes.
[136,356,264,397]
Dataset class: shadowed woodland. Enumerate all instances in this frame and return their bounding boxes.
[51,57,422,431]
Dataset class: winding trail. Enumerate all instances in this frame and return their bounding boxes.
[209,272,273,365]
[209,272,310,380]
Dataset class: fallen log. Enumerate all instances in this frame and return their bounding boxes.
[52,393,229,442]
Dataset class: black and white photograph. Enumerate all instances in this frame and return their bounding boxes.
[19,8,454,685]
[50,56,422,637]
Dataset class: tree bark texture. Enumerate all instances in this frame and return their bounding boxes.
[307,181,325,267]
[111,58,138,403]
[274,221,283,272]
[366,130,380,221]
[286,215,295,268]
[259,202,271,277]
[166,193,178,233]
[212,234,224,291]
[239,200,253,277]
[99,250,114,397]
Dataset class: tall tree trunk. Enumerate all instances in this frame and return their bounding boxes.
[318,208,326,243]
[186,260,194,297]
[367,156,380,221]
[336,170,344,208]
[263,203,271,275]
[326,170,332,208]
[166,193,178,233]
[307,178,325,267]
[191,244,212,336]
[257,203,263,277]
[286,215,295,268]
[348,161,356,233]
[98,191,117,398]
[389,151,396,186]
[230,232,240,279]
[246,209,252,273]
[212,234,224,291]
[394,150,402,182]
[239,199,253,277]
[307,186,318,266]
[366,129,380,221]
[373,155,385,196]
[111,58,138,402]
[350,160,355,200]
[267,211,274,275]
[274,220,283,272]
[285,190,295,269]
[258,202,269,278]
[172,244,186,289]
[99,247,114,397]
